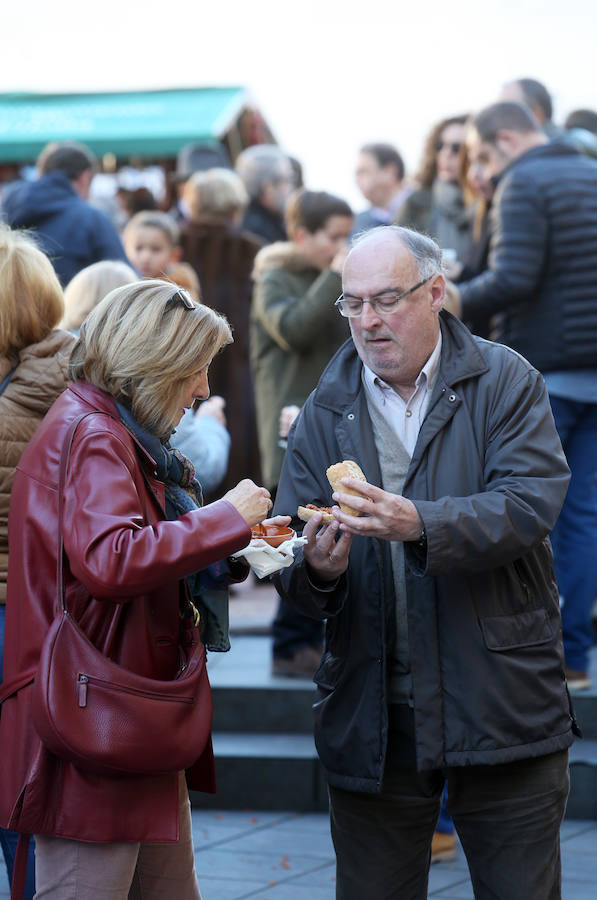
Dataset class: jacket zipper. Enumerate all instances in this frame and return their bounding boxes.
[77,673,194,708]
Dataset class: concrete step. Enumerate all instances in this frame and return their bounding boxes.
[204,637,597,818]
[190,732,328,812]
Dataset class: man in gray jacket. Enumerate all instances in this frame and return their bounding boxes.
[274,226,577,900]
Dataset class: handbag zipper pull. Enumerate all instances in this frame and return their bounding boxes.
[78,674,89,707]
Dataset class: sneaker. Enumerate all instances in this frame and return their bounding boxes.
[565,668,592,691]
[271,646,322,679]
[431,831,457,863]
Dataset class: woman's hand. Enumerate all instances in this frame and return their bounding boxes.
[302,512,353,582]
[223,479,273,527]
[260,514,292,528]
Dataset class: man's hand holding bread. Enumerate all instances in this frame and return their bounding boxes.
[300,459,424,583]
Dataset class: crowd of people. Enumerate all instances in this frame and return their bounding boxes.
[0,74,596,899]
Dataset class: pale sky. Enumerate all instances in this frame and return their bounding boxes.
[3,0,595,208]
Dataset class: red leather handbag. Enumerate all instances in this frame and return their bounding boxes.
[30,412,213,777]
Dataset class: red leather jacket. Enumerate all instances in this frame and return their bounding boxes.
[0,381,251,842]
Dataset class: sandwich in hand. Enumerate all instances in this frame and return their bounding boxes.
[297,460,368,523]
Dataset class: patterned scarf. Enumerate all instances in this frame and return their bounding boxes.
[116,402,230,651]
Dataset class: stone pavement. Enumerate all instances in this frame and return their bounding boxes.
[2,814,597,899]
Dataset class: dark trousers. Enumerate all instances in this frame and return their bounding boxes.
[549,395,597,673]
[271,595,323,658]
[329,705,569,900]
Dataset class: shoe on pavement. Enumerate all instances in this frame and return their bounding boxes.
[431,831,457,863]
[565,668,592,691]
[272,646,322,679]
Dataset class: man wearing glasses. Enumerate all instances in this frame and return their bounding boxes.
[273,225,577,899]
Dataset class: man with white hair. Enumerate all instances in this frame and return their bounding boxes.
[235,145,294,244]
[274,225,577,899]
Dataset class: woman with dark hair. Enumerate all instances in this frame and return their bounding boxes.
[0,279,279,898]
[395,114,472,261]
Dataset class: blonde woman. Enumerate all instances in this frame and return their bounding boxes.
[0,225,75,898]
[61,259,137,333]
[0,280,281,898]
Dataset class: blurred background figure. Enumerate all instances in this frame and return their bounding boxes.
[178,167,263,496]
[235,145,295,244]
[0,225,76,899]
[353,142,410,234]
[395,115,473,265]
[250,188,353,678]
[1,141,129,285]
[123,210,200,300]
[498,77,562,139]
[564,108,597,158]
[61,260,137,334]
[169,142,233,221]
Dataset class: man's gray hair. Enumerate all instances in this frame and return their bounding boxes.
[235,145,290,200]
[352,225,444,279]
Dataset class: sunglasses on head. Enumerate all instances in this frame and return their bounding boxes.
[164,288,197,311]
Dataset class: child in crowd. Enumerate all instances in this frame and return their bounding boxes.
[123,210,200,301]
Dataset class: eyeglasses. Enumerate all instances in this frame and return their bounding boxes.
[435,140,462,155]
[164,288,197,312]
[335,277,432,318]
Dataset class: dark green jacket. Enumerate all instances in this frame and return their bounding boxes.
[250,242,349,489]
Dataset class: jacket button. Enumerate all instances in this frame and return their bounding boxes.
[347,413,355,420]
[448,394,456,402]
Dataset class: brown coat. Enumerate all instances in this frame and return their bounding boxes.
[0,329,75,604]
[179,219,263,498]
[0,381,251,841]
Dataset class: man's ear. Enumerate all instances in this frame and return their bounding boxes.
[72,168,93,200]
[292,225,309,246]
[430,274,446,312]
[494,129,518,158]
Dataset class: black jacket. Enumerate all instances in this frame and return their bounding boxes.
[274,312,577,792]
[2,171,129,286]
[459,141,597,372]
[241,199,286,245]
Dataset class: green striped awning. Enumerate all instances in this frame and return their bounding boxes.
[0,87,248,163]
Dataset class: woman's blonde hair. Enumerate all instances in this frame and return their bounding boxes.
[0,225,64,355]
[62,260,137,332]
[69,280,232,439]
[182,168,248,221]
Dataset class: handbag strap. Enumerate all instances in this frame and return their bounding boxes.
[0,364,18,397]
[56,412,123,652]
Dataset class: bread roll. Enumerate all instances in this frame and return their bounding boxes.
[297,505,336,524]
[326,460,367,516]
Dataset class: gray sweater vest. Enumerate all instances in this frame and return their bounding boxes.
[365,393,413,703]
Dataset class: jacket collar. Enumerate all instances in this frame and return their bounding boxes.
[67,381,158,471]
[313,310,489,414]
[491,138,580,190]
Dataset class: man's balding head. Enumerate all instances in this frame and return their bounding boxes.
[342,227,445,398]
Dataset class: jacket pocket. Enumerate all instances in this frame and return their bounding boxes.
[313,651,344,693]
[479,608,554,651]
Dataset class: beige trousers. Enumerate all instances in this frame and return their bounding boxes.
[34,774,201,899]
